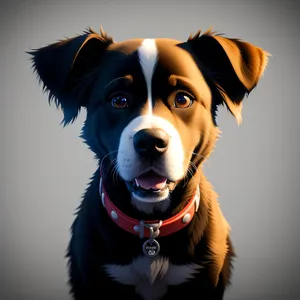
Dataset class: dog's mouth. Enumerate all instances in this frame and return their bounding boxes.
[135,171,169,192]
[128,170,172,202]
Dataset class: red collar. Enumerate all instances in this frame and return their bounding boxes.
[99,177,200,239]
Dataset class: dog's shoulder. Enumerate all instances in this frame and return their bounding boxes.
[197,172,232,286]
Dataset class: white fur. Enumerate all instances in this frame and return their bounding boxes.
[104,255,201,300]
[117,116,185,181]
[117,39,184,213]
[138,39,158,115]
[117,115,185,210]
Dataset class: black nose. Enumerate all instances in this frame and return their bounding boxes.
[133,128,169,159]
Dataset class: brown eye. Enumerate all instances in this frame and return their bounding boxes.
[174,92,194,108]
[111,95,128,109]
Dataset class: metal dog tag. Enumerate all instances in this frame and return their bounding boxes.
[142,225,160,257]
[142,238,160,257]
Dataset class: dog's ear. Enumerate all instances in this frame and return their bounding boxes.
[180,30,270,125]
[28,27,113,125]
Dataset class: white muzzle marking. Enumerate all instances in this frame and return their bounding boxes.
[117,115,185,183]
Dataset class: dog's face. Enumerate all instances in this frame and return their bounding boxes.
[30,28,269,214]
[84,38,214,211]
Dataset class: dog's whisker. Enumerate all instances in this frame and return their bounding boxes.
[183,156,199,174]
[183,169,193,188]
[103,157,119,185]
[184,166,198,188]
[187,150,208,162]
[189,160,198,171]
[185,150,212,170]
[180,159,195,189]
[180,154,200,189]
[99,150,119,175]
[182,171,190,188]
[110,160,120,185]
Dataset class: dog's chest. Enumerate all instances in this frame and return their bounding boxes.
[104,255,201,300]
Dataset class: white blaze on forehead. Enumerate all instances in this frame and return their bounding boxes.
[138,39,158,115]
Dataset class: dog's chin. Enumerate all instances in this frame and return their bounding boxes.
[131,192,171,215]
[125,180,173,214]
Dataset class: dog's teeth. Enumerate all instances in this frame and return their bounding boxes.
[135,179,140,187]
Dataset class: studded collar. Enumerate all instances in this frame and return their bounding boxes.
[99,177,200,239]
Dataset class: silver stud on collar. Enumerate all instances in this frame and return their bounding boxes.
[182,213,191,223]
[133,225,140,232]
[99,178,106,207]
[101,193,105,207]
[99,178,102,194]
[111,210,118,220]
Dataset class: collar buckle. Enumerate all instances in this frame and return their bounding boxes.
[138,220,163,239]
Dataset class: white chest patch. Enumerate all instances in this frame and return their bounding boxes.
[104,255,202,300]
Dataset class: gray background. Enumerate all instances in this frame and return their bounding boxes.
[1,0,299,299]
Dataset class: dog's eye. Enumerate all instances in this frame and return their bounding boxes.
[174,93,193,108]
[111,95,128,109]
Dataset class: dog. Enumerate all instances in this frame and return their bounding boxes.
[29,27,269,300]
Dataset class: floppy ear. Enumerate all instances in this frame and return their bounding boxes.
[28,27,113,125]
[180,30,270,125]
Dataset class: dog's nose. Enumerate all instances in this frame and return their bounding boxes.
[133,128,169,159]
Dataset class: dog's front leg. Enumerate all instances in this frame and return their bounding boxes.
[69,261,142,300]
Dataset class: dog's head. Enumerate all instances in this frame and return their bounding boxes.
[29,27,269,215]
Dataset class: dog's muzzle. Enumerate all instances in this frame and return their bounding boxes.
[117,115,186,205]
[132,128,171,194]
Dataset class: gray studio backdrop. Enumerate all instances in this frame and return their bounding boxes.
[1,0,300,299]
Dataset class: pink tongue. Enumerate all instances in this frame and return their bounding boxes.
[135,171,167,190]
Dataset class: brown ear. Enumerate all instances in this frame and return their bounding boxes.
[28,27,113,125]
[180,30,270,124]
